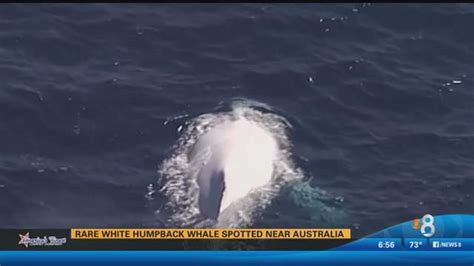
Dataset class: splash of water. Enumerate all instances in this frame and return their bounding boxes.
[156,103,304,228]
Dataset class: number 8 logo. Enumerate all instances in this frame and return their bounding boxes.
[420,214,435,237]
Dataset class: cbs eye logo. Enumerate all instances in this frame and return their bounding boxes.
[412,214,435,237]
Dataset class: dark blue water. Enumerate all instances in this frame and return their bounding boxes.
[0,4,473,238]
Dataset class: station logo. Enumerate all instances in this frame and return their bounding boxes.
[412,214,436,237]
[18,232,67,247]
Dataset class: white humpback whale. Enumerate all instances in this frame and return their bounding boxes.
[188,117,278,221]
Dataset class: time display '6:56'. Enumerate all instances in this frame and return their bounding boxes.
[378,241,396,249]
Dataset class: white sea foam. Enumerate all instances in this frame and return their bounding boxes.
[157,101,304,228]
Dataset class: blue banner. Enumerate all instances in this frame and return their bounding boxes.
[0,215,472,265]
[0,251,472,266]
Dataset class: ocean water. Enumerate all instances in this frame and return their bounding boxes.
[0,3,473,238]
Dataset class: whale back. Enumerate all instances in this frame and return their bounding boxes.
[189,118,278,220]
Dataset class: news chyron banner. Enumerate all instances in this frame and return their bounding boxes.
[0,228,352,250]
[0,215,472,265]
[71,228,351,240]
[67,228,352,250]
[0,214,472,252]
